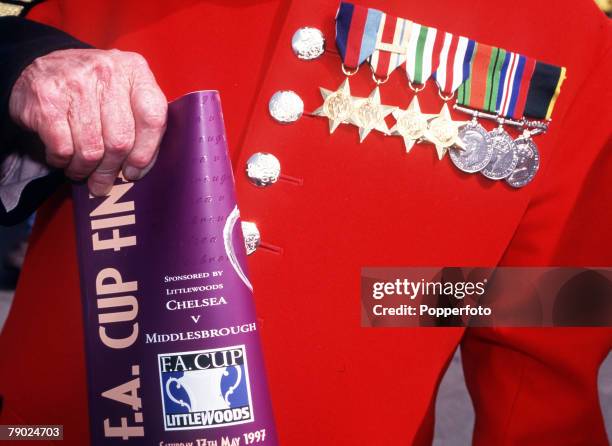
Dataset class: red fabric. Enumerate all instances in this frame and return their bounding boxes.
[514,56,536,120]
[462,31,612,444]
[500,55,518,117]
[372,14,397,77]
[344,4,368,69]
[468,43,494,110]
[429,27,446,83]
[0,1,610,445]
[440,34,459,94]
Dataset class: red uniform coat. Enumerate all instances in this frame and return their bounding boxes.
[1,1,611,445]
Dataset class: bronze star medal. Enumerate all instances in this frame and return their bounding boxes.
[313,78,355,133]
[349,87,396,143]
[390,96,439,153]
[425,102,469,159]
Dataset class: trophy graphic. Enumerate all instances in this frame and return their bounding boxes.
[165,365,244,413]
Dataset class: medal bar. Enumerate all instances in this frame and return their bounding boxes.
[284,2,566,188]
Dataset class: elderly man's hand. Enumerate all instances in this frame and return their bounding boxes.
[9,48,167,196]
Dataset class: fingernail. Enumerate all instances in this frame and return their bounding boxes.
[89,181,112,197]
[123,165,143,181]
[139,161,156,178]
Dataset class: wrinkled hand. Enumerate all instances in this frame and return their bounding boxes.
[9,48,167,196]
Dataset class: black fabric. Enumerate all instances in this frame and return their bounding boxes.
[0,16,91,225]
[524,61,563,119]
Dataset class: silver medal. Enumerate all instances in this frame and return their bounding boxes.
[481,127,519,180]
[269,90,304,123]
[506,137,540,188]
[451,119,493,173]
[291,27,325,60]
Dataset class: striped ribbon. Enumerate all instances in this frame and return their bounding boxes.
[334,2,567,120]
[524,62,567,120]
[336,2,383,69]
[432,33,476,95]
[457,44,508,114]
[368,14,412,78]
[405,23,446,85]
[495,52,536,119]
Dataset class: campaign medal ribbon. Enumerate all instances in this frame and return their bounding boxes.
[405,23,446,86]
[404,25,469,159]
[496,59,564,187]
[313,3,393,142]
[365,14,434,150]
[433,34,476,98]
[495,52,536,120]
[436,38,493,172]
[495,52,540,186]
[387,23,445,153]
[402,25,470,158]
[431,34,496,170]
[315,3,396,142]
[513,62,565,187]
[306,2,567,187]
[456,44,508,113]
[416,31,483,160]
[504,60,565,187]
[456,45,524,180]
[314,2,382,134]
[368,13,411,80]
[365,13,417,143]
[335,2,383,70]
[456,51,565,185]
[524,61,566,120]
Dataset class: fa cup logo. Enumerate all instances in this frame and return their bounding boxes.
[158,345,254,430]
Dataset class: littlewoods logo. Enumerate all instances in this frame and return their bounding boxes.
[158,345,254,431]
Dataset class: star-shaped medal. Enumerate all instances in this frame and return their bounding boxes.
[424,102,469,159]
[349,87,396,143]
[390,96,439,153]
[313,78,355,134]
